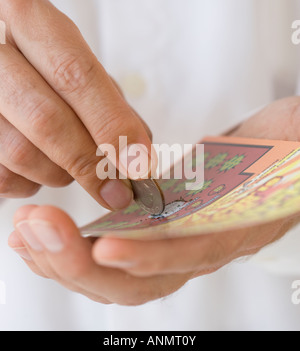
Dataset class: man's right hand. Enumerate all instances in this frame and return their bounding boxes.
[0,0,153,210]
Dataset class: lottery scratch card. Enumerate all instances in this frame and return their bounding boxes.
[80,136,300,240]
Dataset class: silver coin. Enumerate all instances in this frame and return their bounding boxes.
[130,179,165,216]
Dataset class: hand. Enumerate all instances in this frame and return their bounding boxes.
[9,97,300,305]
[0,0,152,209]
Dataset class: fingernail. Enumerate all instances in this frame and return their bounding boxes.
[29,220,65,253]
[100,179,133,210]
[13,248,32,261]
[119,144,151,180]
[17,220,64,253]
[16,221,43,252]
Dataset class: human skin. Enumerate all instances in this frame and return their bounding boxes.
[3,0,300,308]
[0,0,153,209]
[8,97,300,306]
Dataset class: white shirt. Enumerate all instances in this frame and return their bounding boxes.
[0,0,300,330]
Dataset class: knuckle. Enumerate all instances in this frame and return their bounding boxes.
[64,153,98,180]
[24,98,64,141]
[51,52,96,94]
[93,108,136,144]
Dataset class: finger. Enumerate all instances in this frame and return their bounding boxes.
[10,205,53,278]
[13,205,112,304]
[93,217,294,277]
[109,76,153,141]
[91,236,237,277]
[14,205,190,305]
[0,164,41,198]
[0,114,72,187]
[92,224,281,277]
[0,43,132,210]
[13,205,60,279]
[5,0,156,179]
[8,230,48,278]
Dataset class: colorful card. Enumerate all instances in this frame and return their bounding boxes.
[80,136,300,240]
